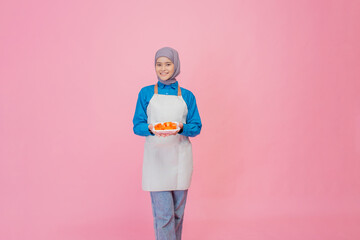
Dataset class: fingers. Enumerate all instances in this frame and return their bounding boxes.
[155,132,177,137]
[148,124,155,135]
[154,132,165,137]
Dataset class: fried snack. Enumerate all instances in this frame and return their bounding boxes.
[164,122,177,129]
[154,123,165,130]
[154,122,177,130]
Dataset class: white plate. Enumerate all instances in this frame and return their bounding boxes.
[152,122,180,134]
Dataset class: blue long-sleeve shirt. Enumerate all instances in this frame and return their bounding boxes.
[133,81,202,137]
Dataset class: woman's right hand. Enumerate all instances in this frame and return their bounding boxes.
[149,124,162,137]
[148,124,155,135]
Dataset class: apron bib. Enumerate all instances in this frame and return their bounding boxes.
[142,84,193,191]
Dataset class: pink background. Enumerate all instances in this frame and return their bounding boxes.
[1,0,360,239]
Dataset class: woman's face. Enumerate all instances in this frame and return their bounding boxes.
[155,57,175,81]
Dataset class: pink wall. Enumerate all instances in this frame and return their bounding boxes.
[1,0,360,239]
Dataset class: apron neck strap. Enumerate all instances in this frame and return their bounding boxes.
[154,84,158,94]
[154,84,182,96]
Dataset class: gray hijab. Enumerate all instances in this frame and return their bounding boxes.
[154,47,180,85]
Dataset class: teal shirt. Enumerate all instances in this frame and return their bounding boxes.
[133,81,202,137]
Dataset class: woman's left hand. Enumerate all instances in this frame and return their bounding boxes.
[158,122,183,137]
[170,122,183,136]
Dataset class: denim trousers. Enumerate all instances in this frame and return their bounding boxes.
[150,190,188,240]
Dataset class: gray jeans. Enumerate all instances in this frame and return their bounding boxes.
[150,190,188,240]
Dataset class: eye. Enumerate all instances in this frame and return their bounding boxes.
[166,64,171,66]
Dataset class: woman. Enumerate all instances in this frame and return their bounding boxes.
[133,47,202,240]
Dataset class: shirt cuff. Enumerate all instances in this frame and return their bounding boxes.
[139,123,153,136]
[149,128,154,135]
[179,123,188,136]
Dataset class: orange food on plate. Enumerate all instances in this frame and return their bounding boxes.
[154,122,177,131]
[164,122,177,129]
[154,123,165,130]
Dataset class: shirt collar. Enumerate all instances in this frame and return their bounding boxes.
[157,80,178,89]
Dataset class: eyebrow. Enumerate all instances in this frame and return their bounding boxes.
[156,62,172,64]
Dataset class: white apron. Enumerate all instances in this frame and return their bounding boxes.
[142,83,193,191]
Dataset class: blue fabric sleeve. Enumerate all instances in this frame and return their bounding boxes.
[133,87,154,136]
[179,90,202,137]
